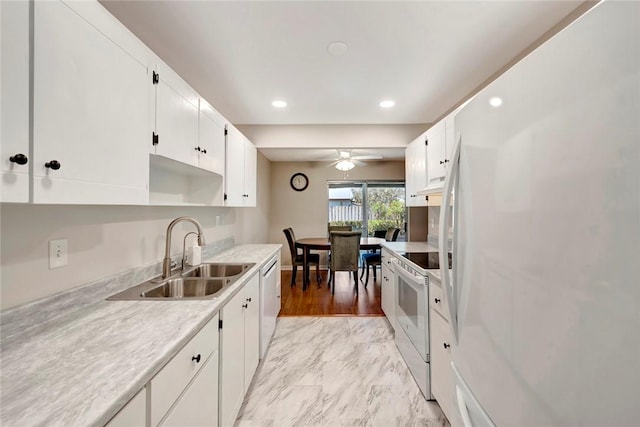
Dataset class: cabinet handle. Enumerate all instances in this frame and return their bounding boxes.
[45,160,61,170]
[201,149,207,154]
[435,298,441,304]
[9,154,28,165]
[192,354,201,363]
[439,160,445,165]
[444,159,450,163]
[246,297,252,302]
[242,303,248,309]
[443,343,450,349]
[195,146,201,152]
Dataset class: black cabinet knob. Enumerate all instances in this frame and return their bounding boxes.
[195,146,201,152]
[45,160,61,170]
[439,160,445,165]
[9,154,28,165]
[435,298,441,304]
[443,343,450,349]
[192,354,201,363]
[444,159,450,163]
[201,149,207,154]
[246,297,252,302]
[242,303,248,309]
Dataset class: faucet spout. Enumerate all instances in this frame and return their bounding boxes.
[162,217,206,278]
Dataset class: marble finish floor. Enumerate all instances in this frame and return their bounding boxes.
[236,317,450,427]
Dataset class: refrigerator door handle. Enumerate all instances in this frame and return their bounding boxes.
[440,133,462,344]
[456,386,474,427]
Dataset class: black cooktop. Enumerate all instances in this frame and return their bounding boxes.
[401,252,452,269]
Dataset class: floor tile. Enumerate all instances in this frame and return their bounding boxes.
[235,317,450,427]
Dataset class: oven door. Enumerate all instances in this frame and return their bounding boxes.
[393,261,429,360]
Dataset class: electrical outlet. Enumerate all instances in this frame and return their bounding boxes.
[49,239,68,269]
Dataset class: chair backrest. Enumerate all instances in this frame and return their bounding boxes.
[373,229,387,238]
[385,227,401,242]
[283,228,298,260]
[328,225,352,238]
[329,231,362,272]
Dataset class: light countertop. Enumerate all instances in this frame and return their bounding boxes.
[0,244,281,427]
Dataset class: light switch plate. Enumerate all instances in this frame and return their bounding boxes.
[49,239,68,269]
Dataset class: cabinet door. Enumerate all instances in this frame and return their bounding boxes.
[32,0,149,204]
[243,140,257,206]
[155,62,200,167]
[243,273,260,392]
[425,120,447,191]
[161,352,219,427]
[405,141,417,206]
[198,99,226,175]
[1,0,30,202]
[224,125,246,206]
[220,290,246,427]
[106,388,146,427]
[430,308,455,424]
[413,136,429,207]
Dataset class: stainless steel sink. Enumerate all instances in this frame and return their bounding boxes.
[181,263,252,278]
[106,262,255,301]
[141,277,231,298]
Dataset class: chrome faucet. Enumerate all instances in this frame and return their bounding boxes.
[162,217,206,278]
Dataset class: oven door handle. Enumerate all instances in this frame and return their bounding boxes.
[440,132,461,344]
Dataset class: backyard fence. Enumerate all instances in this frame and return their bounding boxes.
[328,205,362,222]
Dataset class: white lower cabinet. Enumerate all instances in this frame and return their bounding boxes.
[220,272,260,427]
[429,281,460,427]
[150,314,219,427]
[106,388,146,427]
[380,249,397,330]
[160,352,219,427]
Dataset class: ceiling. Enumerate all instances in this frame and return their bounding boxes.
[101,0,585,162]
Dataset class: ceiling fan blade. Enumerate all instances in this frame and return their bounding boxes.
[352,159,367,167]
[326,160,340,167]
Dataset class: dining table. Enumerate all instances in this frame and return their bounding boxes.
[295,236,386,289]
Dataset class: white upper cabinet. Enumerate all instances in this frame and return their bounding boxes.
[153,61,200,167]
[1,0,30,203]
[424,120,447,193]
[225,125,257,207]
[32,0,150,204]
[405,133,428,206]
[198,99,226,175]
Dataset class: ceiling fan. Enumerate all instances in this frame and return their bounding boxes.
[326,150,383,171]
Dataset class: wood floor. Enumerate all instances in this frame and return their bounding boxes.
[279,269,384,316]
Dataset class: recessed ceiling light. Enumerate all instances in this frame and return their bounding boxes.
[327,41,348,56]
[489,97,503,108]
[380,100,395,108]
[272,100,287,108]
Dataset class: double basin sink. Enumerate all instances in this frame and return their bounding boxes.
[107,263,255,300]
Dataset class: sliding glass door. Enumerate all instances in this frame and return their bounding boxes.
[328,181,405,239]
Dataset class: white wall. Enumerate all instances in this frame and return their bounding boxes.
[269,160,405,267]
[0,153,272,310]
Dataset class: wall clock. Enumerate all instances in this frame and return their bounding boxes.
[290,172,309,191]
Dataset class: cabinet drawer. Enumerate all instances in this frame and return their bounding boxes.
[429,281,447,320]
[151,314,219,426]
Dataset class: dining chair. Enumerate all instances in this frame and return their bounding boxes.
[360,227,400,286]
[328,231,362,295]
[326,225,352,287]
[283,228,321,287]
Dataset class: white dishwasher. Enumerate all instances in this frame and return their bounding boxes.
[259,256,280,359]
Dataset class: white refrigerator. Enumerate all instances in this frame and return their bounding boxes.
[439,1,640,426]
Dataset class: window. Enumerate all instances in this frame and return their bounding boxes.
[328,181,406,240]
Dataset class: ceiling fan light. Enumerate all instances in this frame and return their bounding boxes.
[335,159,355,171]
